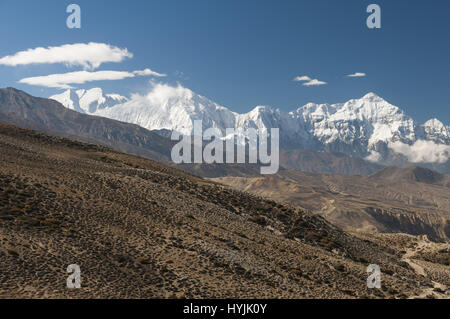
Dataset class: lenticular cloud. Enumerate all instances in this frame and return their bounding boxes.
[0,42,133,70]
[19,69,165,89]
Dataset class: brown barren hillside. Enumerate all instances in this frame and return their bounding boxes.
[370,166,450,186]
[1,122,447,298]
[213,170,450,241]
[279,149,383,175]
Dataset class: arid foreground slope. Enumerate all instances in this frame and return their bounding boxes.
[0,123,447,298]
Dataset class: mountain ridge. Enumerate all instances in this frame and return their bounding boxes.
[0,87,386,176]
[50,85,450,170]
[0,87,173,163]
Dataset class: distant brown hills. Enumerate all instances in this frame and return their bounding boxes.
[213,167,450,241]
[280,149,382,175]
[370,166,449,186]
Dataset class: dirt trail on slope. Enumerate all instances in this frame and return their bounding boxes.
[401,237,448,299]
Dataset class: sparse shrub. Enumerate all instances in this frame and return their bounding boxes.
[333,263,346,272]
[388,287,398,295]
[357,257,369,264]
[275,210,289,222]
[228,243,240,251]
[433,287,445,294]
[319,237,332,246]
[383,269,394,276]
[6,248,19,256]
[40,218,61,228]
[305,231,322,242]
[116,254,129,264]
[136,257,151,265]
[291,268,303,276]
[399,261,412,270]
[15,216,40,226]
[250,215,267,226]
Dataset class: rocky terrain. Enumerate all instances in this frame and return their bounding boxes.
[1,122,446,298]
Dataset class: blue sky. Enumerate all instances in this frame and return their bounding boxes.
[0,0,449,123]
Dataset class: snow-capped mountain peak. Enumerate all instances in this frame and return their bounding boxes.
[49,89,83,113]
[88,83,238,135]
[49,86,449,166]
[361,92,383,101]
[424,118,446,130]
[50,88,128,115]
[421,118,449,144]
[293,93,416,151]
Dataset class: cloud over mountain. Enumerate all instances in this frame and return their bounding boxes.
[389,140,450,164]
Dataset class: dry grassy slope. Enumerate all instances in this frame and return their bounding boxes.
[0,122,434,299]
[213,170,450,241]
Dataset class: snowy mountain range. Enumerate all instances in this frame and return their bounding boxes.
[50,84,450,167]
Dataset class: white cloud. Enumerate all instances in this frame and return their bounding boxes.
[293,75,311,82]
[347,72,366,78]
[389,140,450,164]
[0,43,133,70]
[293,75,327,86]
[144,82,194,106]
[19,68,166,89]
[365,150,382,162]
[303,79,327,86]
[133,68,166,77]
